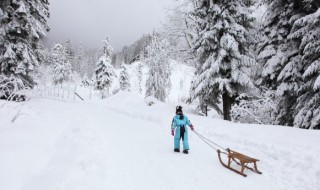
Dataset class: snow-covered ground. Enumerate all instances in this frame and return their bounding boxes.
[1,92,319,190]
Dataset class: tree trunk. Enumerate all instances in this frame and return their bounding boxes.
[222,92,232,121]
[205,105,208,117]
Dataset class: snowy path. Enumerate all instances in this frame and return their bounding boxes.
[0,93,320,190]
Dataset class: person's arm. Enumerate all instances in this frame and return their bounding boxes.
[171,118,176,136]
[186,116,194,131]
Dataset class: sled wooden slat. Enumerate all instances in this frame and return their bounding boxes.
[217,149,262,177]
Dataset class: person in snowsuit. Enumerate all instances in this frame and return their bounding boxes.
[171,106,194,154]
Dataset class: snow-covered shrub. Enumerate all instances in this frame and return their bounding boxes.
[231,88,277,125]
[145,96,159,106]
[0,75,26,101]
[112,88,121,95]
[81,75,92,87]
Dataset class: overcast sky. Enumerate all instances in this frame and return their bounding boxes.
[45,0,172,51]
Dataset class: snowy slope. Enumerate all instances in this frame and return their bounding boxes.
[1,92,319,190]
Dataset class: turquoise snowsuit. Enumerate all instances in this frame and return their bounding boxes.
[171,114,191,150]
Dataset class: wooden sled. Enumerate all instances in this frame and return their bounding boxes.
[217,149,262,177]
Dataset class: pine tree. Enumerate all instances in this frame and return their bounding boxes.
[64,40,74,62]
[189,0,256,121]
[137,63,143,94]
[256,0,303,126]
[0,0,49,98]
[51,44,72,85]
[145,36,171,102]
[119,64,131,91]
[64,40,75,71]
[290,3,320,129]
[258,0,320,128]
[94,37,115,98]
[75,43,85,75]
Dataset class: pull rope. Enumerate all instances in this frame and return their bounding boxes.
[193,131,227,151]
[192,130,228,154]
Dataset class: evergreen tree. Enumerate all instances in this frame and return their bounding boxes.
[290,3,320,129]
[64,40,74,62]
[258,0,319,128]
[75,43,85,75]
[94,37,115,98]
[51,44,72,85]
[189,0,256,121]
[145,36,171,102]
[257,0,302,126]
[64,40,75,71]
[0,0,50,98]
[119,64,131,91]
[137,63,143,94]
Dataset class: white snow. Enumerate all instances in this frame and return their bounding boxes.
[1,92,320,190]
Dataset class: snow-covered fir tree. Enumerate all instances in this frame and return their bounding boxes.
[145,36,171,102]
[0,0,49,99]
[119,64,131,91]
[137,63,143,94]
[51,44,72,85]
[94,37,115,98]
[75,43,85,75]
[289,4,320,129]
[257,0,319,128]
[257,0,303,126]
[189,0,256,121]
[64,40,75,65]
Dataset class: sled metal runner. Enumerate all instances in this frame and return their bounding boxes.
[217,148,262,177]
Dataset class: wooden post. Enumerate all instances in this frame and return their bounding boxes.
[74,86,77,100]
[60,84,63,98]
[68,85,70,99]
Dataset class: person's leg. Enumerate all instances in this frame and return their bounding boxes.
[174,127,181,150]
[182,128,190,151]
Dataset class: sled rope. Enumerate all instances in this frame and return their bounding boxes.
[192,130,227,153]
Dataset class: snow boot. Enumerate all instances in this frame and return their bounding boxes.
[174,148,180,152]
[183,150,188,154]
